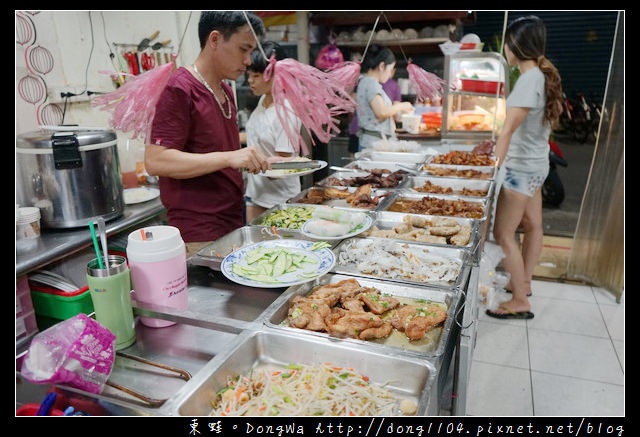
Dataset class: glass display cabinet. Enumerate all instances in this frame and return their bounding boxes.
[441,51,510,141]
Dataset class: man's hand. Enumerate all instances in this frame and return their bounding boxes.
[226,146,271,174]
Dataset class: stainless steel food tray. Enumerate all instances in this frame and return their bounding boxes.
[357,149,431,164]
[403,175,494,200]
[286,186,395,211]
[315,170,410,190]
[261,273,461,359]
[189,225,325,271]
[332,237,470,291]
[420,163,497,181]
[171,328,436,416]
[365,211,481,252]
[345,159,424,172]
[382,192,489,222]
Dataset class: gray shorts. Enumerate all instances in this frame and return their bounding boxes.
[503,167,548,197]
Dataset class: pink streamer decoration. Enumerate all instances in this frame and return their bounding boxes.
[92,60,176,143]
[325,61,362,92]
[266,57,357,156]
[407,61,446,102]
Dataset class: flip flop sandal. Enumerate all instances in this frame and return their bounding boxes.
[486,307,534,320]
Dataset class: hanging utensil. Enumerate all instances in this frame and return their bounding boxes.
[123,51,139,75]
[140,51,155,71]
[151,39,171,50]
[137,30,159,51]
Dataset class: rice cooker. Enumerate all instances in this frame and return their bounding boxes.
[16,127,124,228]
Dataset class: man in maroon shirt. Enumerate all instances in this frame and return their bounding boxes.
[145,11,271,255]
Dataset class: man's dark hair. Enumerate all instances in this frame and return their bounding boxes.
[248,41,286,73]
[198,11,264,49]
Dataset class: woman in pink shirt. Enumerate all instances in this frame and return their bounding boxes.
[145,12,272,256]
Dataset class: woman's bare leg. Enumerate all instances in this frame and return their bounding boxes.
[519,188,544,295]
[492,188,531,313]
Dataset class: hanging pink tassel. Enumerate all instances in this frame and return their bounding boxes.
[93,60,176,143]
[325,61,361,92]
[266,57,357,156]
[407,61,446,102]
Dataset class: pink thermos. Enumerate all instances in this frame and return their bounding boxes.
[126,226,188,328]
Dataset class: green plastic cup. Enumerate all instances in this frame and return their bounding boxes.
[86,255,136,350]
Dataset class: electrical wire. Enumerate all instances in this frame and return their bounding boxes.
[60,11,96,124]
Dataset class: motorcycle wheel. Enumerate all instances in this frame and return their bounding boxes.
[542,168,565,207]
[573,122,589,143]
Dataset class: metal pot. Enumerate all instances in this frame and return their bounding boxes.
[16,127,124,228]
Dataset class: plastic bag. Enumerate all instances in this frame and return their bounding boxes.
[21,314,116,394]
[478,242,511,309]
[314,43,345,70]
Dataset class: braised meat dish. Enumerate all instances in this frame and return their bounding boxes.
[292,184,389,209]
[321,169,408,188]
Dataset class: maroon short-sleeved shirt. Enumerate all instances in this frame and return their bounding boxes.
[150,67,244,242]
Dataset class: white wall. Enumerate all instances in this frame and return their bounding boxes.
[16,10,200,133]
[15,10,200,204]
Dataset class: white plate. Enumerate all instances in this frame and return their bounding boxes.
[123,187,160,204]
[301,215,373,240]
[221,239,335,288]
[260,160,327,179]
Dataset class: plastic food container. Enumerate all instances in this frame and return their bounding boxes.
[16,403,64,416]
[127,226,188,328]
[460,78,503,95]
[29,283,94,329]
[16,206,41,251]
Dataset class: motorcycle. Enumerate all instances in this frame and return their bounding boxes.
[542,139,568,207]
[558,92,598,144]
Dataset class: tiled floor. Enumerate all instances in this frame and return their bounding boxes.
[466,280,624,416]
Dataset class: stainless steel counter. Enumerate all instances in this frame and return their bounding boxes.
[16,197,165,276]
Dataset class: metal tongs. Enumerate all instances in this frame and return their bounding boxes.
[269,160,323,170]
[104,351,192,408]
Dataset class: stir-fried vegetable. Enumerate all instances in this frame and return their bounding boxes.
[210,362,408,416]
[257,207,314,229]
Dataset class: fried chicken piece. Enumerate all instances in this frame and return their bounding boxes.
[309,279,362,305]
[347,184,378,208]
[324,308,385,339]
[324,187,352,199]
[358,288,400,315]
[287,296,332,331]
[295,189,327,204]
[359,322,393,340]
[391,304,447,340]
[342,297,366,312]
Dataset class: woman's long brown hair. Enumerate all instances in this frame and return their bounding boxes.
[506,16,563,128]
